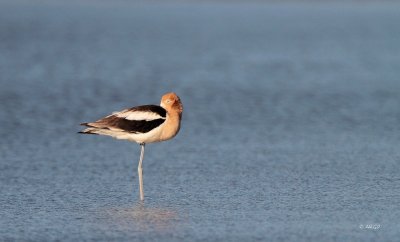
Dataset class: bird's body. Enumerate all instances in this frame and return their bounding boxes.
[80,93,182,144]
[79,92,183,200]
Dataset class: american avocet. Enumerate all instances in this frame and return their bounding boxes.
[79,92,183,201]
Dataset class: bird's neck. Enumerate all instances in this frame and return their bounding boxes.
[160,109,181,141]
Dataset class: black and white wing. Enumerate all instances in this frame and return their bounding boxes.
[81,105,167,134]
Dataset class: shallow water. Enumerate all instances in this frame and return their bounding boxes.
[1,1,400,241]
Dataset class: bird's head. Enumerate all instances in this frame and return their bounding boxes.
[161,92,183,115]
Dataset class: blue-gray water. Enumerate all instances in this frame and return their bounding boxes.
[1,1,400,241]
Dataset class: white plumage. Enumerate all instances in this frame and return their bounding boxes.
[115,109,166,121]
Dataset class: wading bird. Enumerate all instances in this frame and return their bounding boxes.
[79,92,183,200]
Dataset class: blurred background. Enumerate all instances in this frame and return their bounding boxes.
[1,0,399,241]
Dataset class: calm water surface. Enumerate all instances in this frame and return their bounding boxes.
[1,1,400,241]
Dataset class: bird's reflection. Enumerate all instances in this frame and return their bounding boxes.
[105,202,179,233]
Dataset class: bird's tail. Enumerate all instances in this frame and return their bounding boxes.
[78,127,99,135]
[78,123,100,135]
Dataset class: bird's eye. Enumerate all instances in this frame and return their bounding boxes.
[166,99,171,103]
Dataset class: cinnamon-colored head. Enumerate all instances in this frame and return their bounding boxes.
[160,92,183,114]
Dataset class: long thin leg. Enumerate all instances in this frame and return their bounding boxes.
[138,143,145,201]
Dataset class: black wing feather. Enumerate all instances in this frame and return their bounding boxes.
[102,116,165,133]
